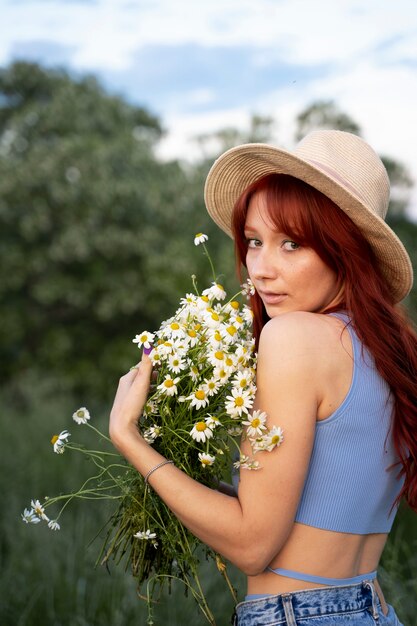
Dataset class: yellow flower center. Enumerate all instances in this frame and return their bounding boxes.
[211,312,220,321]
[76,410,84,417]
[214,330,222,341]
[216,283,224,291]
[251,417,260,428]
[196,232,203,237]
[225,357,233,366]
[194,323,202,331]
[170,322,180,331]
[208,382,216,389]
[195,390,206,400]
[201,295,209,303]
[230,301,239,310]
[236,316,243,324]
[173,359,179,366]
[164,379,174,388]
[51,435,59,445]
[235,397,244,407]
[214,350,224,361]
[239,379,247,388]
[226,325,237,336]
[271,435,279,444]
[188,330,197,338]
[196,422,207,432]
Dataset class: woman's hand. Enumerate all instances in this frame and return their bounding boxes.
[109,352,153,450]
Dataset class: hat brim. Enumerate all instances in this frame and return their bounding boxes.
[204,143,413,303]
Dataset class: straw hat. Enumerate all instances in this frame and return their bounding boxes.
[204,129,413,302]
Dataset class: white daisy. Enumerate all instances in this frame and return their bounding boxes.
[241,305,254,324]
[21,508,41,524]
[221,323,239,344]
[72,407,90,425]
[233,454,250,469]
[198,452,216,468]
[224,300,240,315]
[168,354,186,374]
[134,529,157,540]
[143,425,162,443]
[194,232,208,246]
[225,388,254,418]
[164,321,185,339]
[203,378,221,397]
[241,278,255,298]
[188,389,209,410]
[205,415,221,429]
[31,499,49,522]
[242,410,268,437]
[227,425,243,437]
[188,361,200,382]
[48,519,61,531]
[132,331,155,350]
[204,309,223,329]
[149,349,162,366]
[213,366,230,384]
[50,430,70,454]
[196,295,211,310]
[184,328,200,347]
[263,426,284,452]
[232,369,255,391]
[157,375,180,396]
[202,282,227,301]
[208,349,226,368]
[190,421,214,443]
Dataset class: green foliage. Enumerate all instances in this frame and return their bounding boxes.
[295,100,361,141]
[0,61,235,399]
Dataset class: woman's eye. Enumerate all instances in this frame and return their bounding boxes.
[282,240,300,251]
[247,238,262,248]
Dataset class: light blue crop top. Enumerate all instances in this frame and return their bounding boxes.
[294,312,403,534]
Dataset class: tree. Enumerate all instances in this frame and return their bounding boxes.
[0,62,234,399]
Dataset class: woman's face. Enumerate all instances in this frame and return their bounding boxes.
[244,190,342,318]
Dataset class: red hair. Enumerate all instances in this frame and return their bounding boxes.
[232,173,417,511]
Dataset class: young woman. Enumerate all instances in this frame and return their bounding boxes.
[109,130,417,625]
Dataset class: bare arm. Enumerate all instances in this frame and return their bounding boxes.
[110,313,321,574]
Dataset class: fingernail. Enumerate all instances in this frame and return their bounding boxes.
[143,346,152,355]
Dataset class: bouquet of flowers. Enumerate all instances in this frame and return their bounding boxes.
[22,235,283,625]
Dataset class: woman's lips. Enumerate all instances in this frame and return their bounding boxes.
[259,292,288,305]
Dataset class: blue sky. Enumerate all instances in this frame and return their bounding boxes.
[2,0,417,217]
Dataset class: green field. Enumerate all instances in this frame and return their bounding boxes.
[1,383,416,626]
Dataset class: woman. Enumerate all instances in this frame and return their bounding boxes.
[110,130,417,625]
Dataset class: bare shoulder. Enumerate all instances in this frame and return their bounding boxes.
[259,311,343,357]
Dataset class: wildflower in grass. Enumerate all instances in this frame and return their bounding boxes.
[157,375,180,396]
[48,519,61,531]
[190,421,214,443]
[241,278,255,297]
[168,354,186,374]
[72,407,90,425]
[242,410,268,438]
[51,430,70,454]
[22,508,41,524]
[188,389,209,410]
[132,331,155,350]
[31,499,49,522]
[225,388,254,418]
[203,282,227,301]
[198,452,216,468]
[194,232,208,246]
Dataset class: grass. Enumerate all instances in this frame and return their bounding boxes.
[1,379,415,625]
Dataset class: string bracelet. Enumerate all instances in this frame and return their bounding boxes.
[144,460,174,485]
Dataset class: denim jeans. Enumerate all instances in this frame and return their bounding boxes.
[232,581,403,625]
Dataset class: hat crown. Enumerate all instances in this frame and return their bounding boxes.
[295,130,390,219]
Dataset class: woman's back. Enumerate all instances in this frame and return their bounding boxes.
[246,311,393,596]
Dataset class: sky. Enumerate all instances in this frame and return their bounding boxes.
[1,0,417,218]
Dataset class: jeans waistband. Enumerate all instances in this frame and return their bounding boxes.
[232,580,381,626]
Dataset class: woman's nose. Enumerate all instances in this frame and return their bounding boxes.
[250,248,277,280]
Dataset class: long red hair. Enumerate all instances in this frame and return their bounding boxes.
[232,173,417,511]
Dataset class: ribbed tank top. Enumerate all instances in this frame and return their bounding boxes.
[295,312,403,533]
